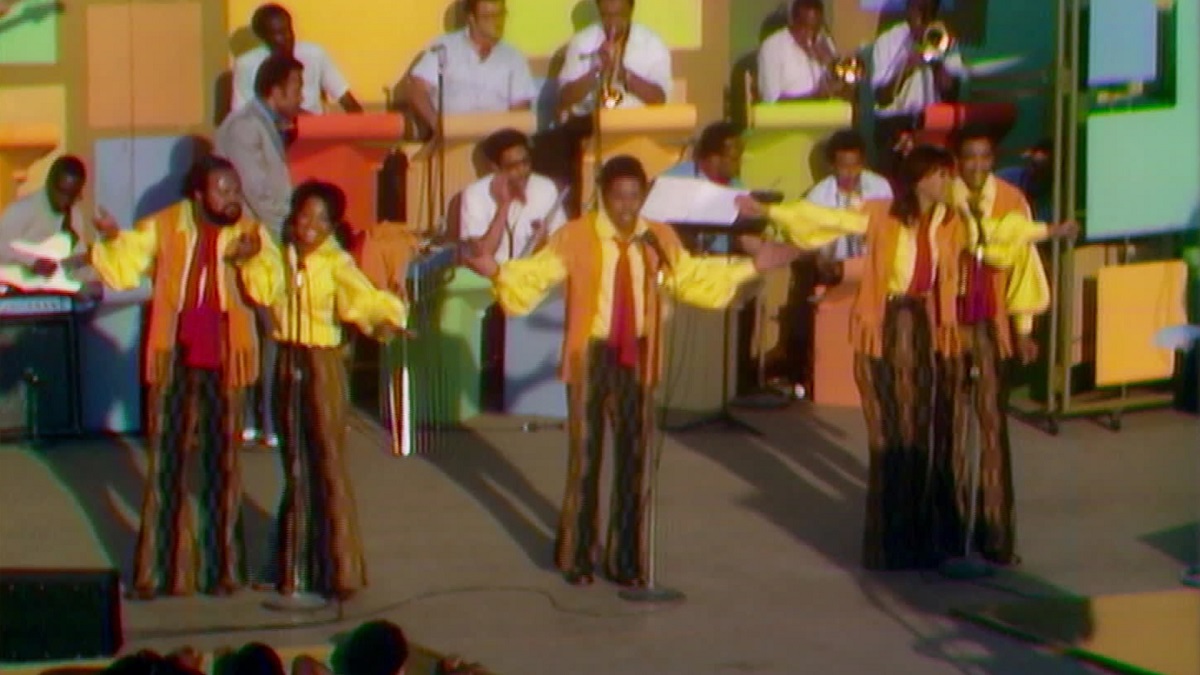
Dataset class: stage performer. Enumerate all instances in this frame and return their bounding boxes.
[460,155,804,587]
[943,127,1076,565]
[90,156,284,598]
[268,181,406,600]
[742,146,966,569]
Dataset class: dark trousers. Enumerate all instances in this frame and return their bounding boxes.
[555,341,649,582]
[480,304,506,412]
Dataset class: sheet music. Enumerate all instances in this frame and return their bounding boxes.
[0,232,83,293]
[640,176,749,226]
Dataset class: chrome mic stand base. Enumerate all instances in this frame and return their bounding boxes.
[618,585,686,604]
[262,590,330,612]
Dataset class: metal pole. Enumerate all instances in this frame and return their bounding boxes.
[1045,0,1068,425]
[265,254,328,611]
[1061,0,1083,414]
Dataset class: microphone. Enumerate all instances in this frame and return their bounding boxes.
[638,230,672,271]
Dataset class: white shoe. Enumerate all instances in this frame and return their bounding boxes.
[263,433,280,449]
[242,428,261,443]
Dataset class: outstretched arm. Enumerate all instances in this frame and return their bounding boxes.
[89,210,160,291]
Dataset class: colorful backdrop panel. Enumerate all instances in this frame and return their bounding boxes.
[0,84,66,196]
[0,0,59,65]
[87,2,205,131]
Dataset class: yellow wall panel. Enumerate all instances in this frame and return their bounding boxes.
[87,2,204,130]
[0,85,67,195]
[506,0,703,57]
[1095,260,1188,387]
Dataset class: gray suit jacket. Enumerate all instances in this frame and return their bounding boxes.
[215,102,292,238]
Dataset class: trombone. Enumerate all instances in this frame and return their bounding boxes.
[917,20,953,64]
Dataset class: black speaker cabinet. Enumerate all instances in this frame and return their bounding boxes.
[0,314,81,438]
[0,568,123,663]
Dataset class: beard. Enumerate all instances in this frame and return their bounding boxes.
[202,201,242,227]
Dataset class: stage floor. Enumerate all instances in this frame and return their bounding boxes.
[1,405,1196,674]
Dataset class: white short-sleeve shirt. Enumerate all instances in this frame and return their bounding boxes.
[557,22,673,116]
[410,29,538,114]
[460,173,566,263]
[870,21,968,117]
[232,41,351,115]
[756,28,836,102]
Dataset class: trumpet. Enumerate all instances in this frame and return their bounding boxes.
[917,21,953,64]
[599,27,628,109]
[829,54,864,86]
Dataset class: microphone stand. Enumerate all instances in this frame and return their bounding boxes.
[435,48,448,236]
[938,356,995,580]
[586,55,606,213]
[619,241,684,604]
[265,248,330,611]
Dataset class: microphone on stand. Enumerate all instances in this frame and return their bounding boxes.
[638,230,673,272]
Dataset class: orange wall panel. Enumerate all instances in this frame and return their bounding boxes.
[87,2,204,131]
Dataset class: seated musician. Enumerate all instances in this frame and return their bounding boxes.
[806,129,893,263]
[0,155,100,297]
[756,0,852,102]
[774,129,893,398]
[661,121,745,253]
[534,0,672,214]
[459,128,566,411]
[231,3,362,115]
[400,0,537,139]
[871,0,966,175]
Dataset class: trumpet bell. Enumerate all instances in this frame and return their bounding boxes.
[601,89,624,109]
[831,56,864,85]
[919,21,953,63]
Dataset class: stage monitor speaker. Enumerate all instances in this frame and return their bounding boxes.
[0,314,81,438]
[0,568,123,663]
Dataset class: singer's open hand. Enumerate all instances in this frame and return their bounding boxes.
[1046,220,1079,241]
[735,195,767,220]
[752,240,802,273]
[226,232,261,263]
[93,207,121,241]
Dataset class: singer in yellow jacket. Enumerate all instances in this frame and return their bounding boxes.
[461,155,821,587]
[269,181,407,600]
[90,156,284,598]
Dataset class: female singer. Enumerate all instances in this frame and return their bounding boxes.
[270,180,407,599]
[850,145,965,570]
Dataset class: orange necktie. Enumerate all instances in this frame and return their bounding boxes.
[608,240,639,368]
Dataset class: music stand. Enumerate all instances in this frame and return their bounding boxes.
[664,218,765,435]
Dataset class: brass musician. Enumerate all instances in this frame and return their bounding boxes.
[756,0,860,103]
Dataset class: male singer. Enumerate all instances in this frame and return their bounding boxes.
[460,156,797,587]
[231,3,362,115]
[871,0,966,175]
[90,156,283,598]
[401,0,537,138]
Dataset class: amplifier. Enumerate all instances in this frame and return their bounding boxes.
[0,568,123,663]
[0,309,82,437]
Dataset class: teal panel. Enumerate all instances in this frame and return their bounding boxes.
[0,0,60,65]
